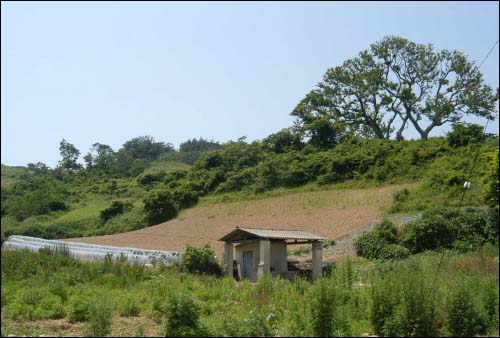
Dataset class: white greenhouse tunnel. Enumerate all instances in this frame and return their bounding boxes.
[2,235,183,266]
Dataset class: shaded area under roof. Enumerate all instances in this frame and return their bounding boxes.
[219,227,326,242]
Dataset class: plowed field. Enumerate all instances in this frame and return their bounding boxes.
[66,184,412,257]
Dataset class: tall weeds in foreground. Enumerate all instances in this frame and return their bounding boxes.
[370,260,438,337]
[84,297,113,337]
[1,247,499,337]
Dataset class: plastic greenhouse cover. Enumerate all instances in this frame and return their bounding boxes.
[2,235,183,265]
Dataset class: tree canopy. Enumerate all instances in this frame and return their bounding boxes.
[292,36,499,143]
[58,139,82,171]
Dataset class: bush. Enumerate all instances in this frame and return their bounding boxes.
[354,219,400,259]
[402,207,498,254]
[172,186,199,209]
[181,244,223,276]
[481,150,499,207]
[85,298,113,337]
[371,262,437,337]
[6,288,65,320]
[164,294,206,337]
[446,287,485,337]
[100,200,133,223]
[311,278,335,337]
[137,170,168,185]
[69,294,92,322]
[118,296,141,317]
[378,244,410,260]
[143,190,178,225]
[446,123,486,147]
[402,213,456,254]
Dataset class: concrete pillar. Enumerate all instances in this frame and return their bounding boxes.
[312,240,322,280]
[257,239,270,279]
[224,242,233,277]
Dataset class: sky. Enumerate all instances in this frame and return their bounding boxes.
[2,1,499,168]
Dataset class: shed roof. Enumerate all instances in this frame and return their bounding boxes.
[219,227,326,242]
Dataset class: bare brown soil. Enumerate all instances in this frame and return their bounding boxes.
[66,184,413,258]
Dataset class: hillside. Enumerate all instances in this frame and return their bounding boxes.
[66,183,413,257]
[2,131,497,249]
[1,164,30,188]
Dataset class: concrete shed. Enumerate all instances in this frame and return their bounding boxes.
[219,227,326,282]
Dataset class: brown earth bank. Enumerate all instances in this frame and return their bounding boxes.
[65,184,412,258]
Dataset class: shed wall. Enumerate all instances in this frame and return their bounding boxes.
[270,241,288,276]
[235,241,260,282]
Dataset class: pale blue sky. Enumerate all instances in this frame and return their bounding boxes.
[2,1,499,168]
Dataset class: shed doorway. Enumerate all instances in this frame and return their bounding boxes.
[242,250,253,279]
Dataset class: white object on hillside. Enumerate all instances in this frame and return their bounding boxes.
[2,235,182,266]
[464,181,471,189]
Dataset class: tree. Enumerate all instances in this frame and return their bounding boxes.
[121,136,174,162]
[26,162,50,176]
[292,36,499,141]
[262,128,304,153]
[58,139,82,171]
[446,123,486,147]
[85,143,116,174]
[179,138,220,153]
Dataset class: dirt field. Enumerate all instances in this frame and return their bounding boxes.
[66,184,412,258]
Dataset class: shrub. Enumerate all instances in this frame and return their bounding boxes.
[164,294,205,337]
[481,150,499,207]
[310,278,335,337]
[68,294,92,322]
[402,214,456,253]
[378,244,410,260]
[137,170,168,185]
[118,296,141,317]
[181,244,223,276]
[402,207,498,254]
[446,123,486,147]
[354,219,399,259]
[172,186,199,209]
[6,288,65,320]
[100,200,133,223]
[143,190,178,225]
[85,298,113,337]
[446,287,485,337]
[371,262,437,337]
[220,307,273,337]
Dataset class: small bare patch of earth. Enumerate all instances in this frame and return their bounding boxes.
[2,317,163,337]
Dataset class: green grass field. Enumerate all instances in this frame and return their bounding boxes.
[1,245,498,337]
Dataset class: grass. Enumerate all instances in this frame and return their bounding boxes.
[1,164,30,188]
[1,245,498,337]
[193,183,414,218]
[143,159,191,174]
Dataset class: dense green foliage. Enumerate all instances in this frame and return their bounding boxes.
[179,244,223,276]
[482,149,499,207]
[355,207,499,259]
[2,133,497,241]
[354,220,409,260]
[164,294,206,337]
[143,190,178,225]
[1,246,498,337]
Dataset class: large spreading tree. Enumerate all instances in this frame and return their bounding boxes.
[292,36,499,143]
